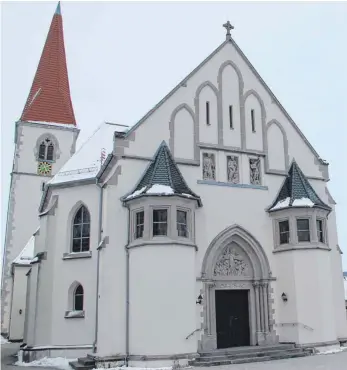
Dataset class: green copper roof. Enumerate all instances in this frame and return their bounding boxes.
[123,141,201,205]
[269,160,331,211]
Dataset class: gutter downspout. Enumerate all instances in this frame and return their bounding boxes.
[93,181,104,354]
[125,204,130,366]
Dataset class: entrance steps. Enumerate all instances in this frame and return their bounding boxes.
[190,344,313,367]
[69,357,95,370]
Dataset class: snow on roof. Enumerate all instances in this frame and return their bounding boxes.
[49,122,129,185]
[13,235,35,265]
[270,197,315,211]
[28,121,77,129]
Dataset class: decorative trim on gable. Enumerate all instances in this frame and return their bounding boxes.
[197,179,268,191]
[264,119,290,173]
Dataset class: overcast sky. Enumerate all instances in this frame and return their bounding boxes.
[1,1,347,268]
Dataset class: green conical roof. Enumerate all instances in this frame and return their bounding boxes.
[123,141,201,206]
[268,160,330,212]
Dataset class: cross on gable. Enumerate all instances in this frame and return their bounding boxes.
[223,21,234,39]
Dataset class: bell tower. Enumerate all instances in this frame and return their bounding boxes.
[1,2,79,334]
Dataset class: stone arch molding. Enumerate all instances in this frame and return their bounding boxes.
[202,224,271,280]
[34,133,61,162]
[264,119,290,173]
[169,103,198,160]
[242,89,267,151]
[200,225,275,350]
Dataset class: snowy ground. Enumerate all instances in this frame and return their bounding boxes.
[2,341,347,370]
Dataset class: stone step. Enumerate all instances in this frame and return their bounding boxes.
[194,348,304,362]
[191,350,309,367]
[199,344,295,356]
[77,357,95,366]
[69,361,94,370]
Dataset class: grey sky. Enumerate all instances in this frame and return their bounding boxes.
[1,1,347,268]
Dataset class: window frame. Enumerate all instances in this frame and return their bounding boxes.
[71,205,91,253]
[152,207,170,237]
[316,218,325,244]
[134,209,145,240]
[296,217,311,243]
[38,138,55,162]
[73,284,84,312]
[176,208,190,239]
[278,219,290,245]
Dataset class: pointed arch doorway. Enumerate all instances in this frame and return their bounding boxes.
[200,225,276,351]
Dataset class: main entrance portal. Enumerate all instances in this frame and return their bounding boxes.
[200,225,276,350]
[215,290,250,348]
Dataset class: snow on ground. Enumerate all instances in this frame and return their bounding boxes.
[1,335,9,344]
[94,368,172,370]
[316,346,347,355]
[15,355,76,370]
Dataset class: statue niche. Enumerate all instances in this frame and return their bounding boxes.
[213,245,251,277]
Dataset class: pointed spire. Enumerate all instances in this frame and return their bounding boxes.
[123,141,202,206]
[20,2,76,125]
[268,160,331,212]
[55,2,61,15]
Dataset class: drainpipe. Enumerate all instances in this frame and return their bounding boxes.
[125,204,131,366]
[93,182,104,354]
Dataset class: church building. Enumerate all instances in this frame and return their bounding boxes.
[2,3,347,367]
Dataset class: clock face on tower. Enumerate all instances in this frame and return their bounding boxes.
[37,161,52,176]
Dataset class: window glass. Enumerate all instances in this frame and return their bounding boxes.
[317,219,324,243]
[72,206,90,252]
[135,211,144,239]
[177,210,188,238]
[74,285,84,311]
[153,209,168,236]
[297,219,310,242]
[279,220,290,244]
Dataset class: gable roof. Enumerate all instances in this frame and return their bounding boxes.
[123,141,202,206]
[12,227,39,266]
[21,2,76,125]
[268,160,331,212]
[124,37,326,165]
[49,121,129,185]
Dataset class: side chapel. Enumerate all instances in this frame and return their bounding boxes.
[2,3,347,368]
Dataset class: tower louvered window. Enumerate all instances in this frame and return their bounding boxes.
[38,137,55,161]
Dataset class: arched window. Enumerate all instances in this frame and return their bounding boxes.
[38,137,55,161]
[72,206,90,252]
[74,284,84,311]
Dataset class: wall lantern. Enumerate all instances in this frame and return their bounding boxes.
[281,293,288,302]
[196,294,203,305]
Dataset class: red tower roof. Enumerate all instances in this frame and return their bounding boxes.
[21,2,76,125]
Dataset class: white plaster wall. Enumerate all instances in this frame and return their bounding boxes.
[222,65,241,148]
[124,42,323,179]
[267,123,286,171]
[173,108,194,160]
[24,263,39,346]
[33,185,98,346]
[293,250,336,344]
[198,86,218,144]
[129,246,196,355]
[244,94,263,151]
[272,253,299,343]
[9,266,30,341]
[17,124,77,175]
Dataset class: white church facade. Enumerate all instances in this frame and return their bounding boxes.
[2,3,347,368]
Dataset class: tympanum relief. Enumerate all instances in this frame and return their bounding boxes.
[214,245,250,277]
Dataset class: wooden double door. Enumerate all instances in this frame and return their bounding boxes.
[215,289,250,348]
